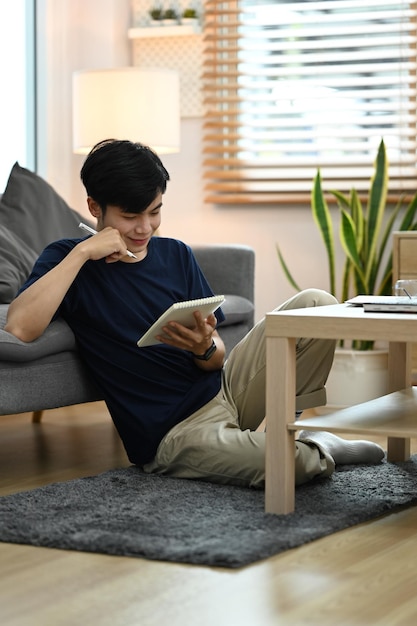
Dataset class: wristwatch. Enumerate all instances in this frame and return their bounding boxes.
[192,340,217,361]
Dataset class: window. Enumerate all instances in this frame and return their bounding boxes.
[203,0,417,204]
[0,0,36,191]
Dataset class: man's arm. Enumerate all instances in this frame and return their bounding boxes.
[5,228,131,342]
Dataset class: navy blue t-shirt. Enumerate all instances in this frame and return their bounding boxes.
[20,236,225,464]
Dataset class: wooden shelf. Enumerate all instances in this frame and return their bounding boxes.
[128,25,201,39]
[289,387,417,438]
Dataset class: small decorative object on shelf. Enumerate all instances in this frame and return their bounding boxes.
[149,6,163,25]
[163,8,179,25]
[181,7,199,25]
[136,3,201,33]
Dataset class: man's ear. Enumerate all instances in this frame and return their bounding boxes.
[87,197,102,220]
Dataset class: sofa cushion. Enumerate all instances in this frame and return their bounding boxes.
[0,224,38,304]
[218,295,254,326]
[0,162,86,255]
[0,304,77,362]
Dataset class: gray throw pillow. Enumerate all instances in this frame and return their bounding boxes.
[217,295,255,326]
[0,224,38,304]
[0,162,87,255]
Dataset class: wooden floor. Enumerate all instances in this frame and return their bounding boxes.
[1,403,417,626]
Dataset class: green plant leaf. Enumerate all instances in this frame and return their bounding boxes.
[365,139,388,287]
[331,190,350,208]
[276,244,301,291]
[397,192,417,231]
[374,199,403,294]
[350,189,364,251]
[339,210,367,293]
[311,171,336,296]
[341,257,351,303]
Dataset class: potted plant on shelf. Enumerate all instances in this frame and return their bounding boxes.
[149,6,163,25]
[277,138,417,410]
[162,8,179,25]
[181,7,199,26]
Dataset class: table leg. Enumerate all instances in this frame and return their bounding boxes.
[265,336,296,514]
[387,341,411,461]
[387,437,411,461]
[388,341,411,392]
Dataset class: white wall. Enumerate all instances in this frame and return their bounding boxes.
[36,0,131,204]
[37,0,337,322]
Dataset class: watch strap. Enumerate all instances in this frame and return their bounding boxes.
[192,340,217,361]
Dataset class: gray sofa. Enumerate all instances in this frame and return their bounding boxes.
[0,163,255,418]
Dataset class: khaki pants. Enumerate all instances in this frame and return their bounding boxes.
[144,289,337,488]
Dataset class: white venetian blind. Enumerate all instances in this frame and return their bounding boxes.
[202,0,417,204]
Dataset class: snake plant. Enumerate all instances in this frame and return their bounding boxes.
[277,139,417,348]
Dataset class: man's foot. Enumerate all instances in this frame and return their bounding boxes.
[298,430,385,465]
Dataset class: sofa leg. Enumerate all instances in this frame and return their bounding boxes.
[32,410,43,423]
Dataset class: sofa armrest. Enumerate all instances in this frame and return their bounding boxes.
[192,244,255,304]
[0,304,76,362]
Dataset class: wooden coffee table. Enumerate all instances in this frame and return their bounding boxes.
[265,303,417,514]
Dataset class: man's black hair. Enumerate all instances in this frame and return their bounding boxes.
[80,139,170,213]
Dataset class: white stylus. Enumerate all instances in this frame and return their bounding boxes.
[78,222,137,259]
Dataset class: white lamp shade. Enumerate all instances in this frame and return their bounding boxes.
[72,67,180,154]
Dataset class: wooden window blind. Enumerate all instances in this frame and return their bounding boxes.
[202,0,417,204]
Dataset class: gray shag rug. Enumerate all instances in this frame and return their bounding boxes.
[1,457,417,568]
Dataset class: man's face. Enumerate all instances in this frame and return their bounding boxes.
[95,194,163,260]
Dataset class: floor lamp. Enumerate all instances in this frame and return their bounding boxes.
[72,67,180,155]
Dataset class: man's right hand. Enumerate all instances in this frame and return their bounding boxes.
[78,227,130,263]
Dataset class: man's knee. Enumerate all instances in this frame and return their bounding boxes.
[285,288,337,310]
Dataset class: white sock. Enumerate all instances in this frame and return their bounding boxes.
[298,430,385,465]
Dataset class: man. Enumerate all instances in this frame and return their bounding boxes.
[5,139,384,488]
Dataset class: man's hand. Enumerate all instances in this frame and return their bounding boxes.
[79,227,130,263]
[156,312,226,370]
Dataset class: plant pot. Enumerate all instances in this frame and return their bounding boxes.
[315,347,389,415]
[181,18,198,26]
